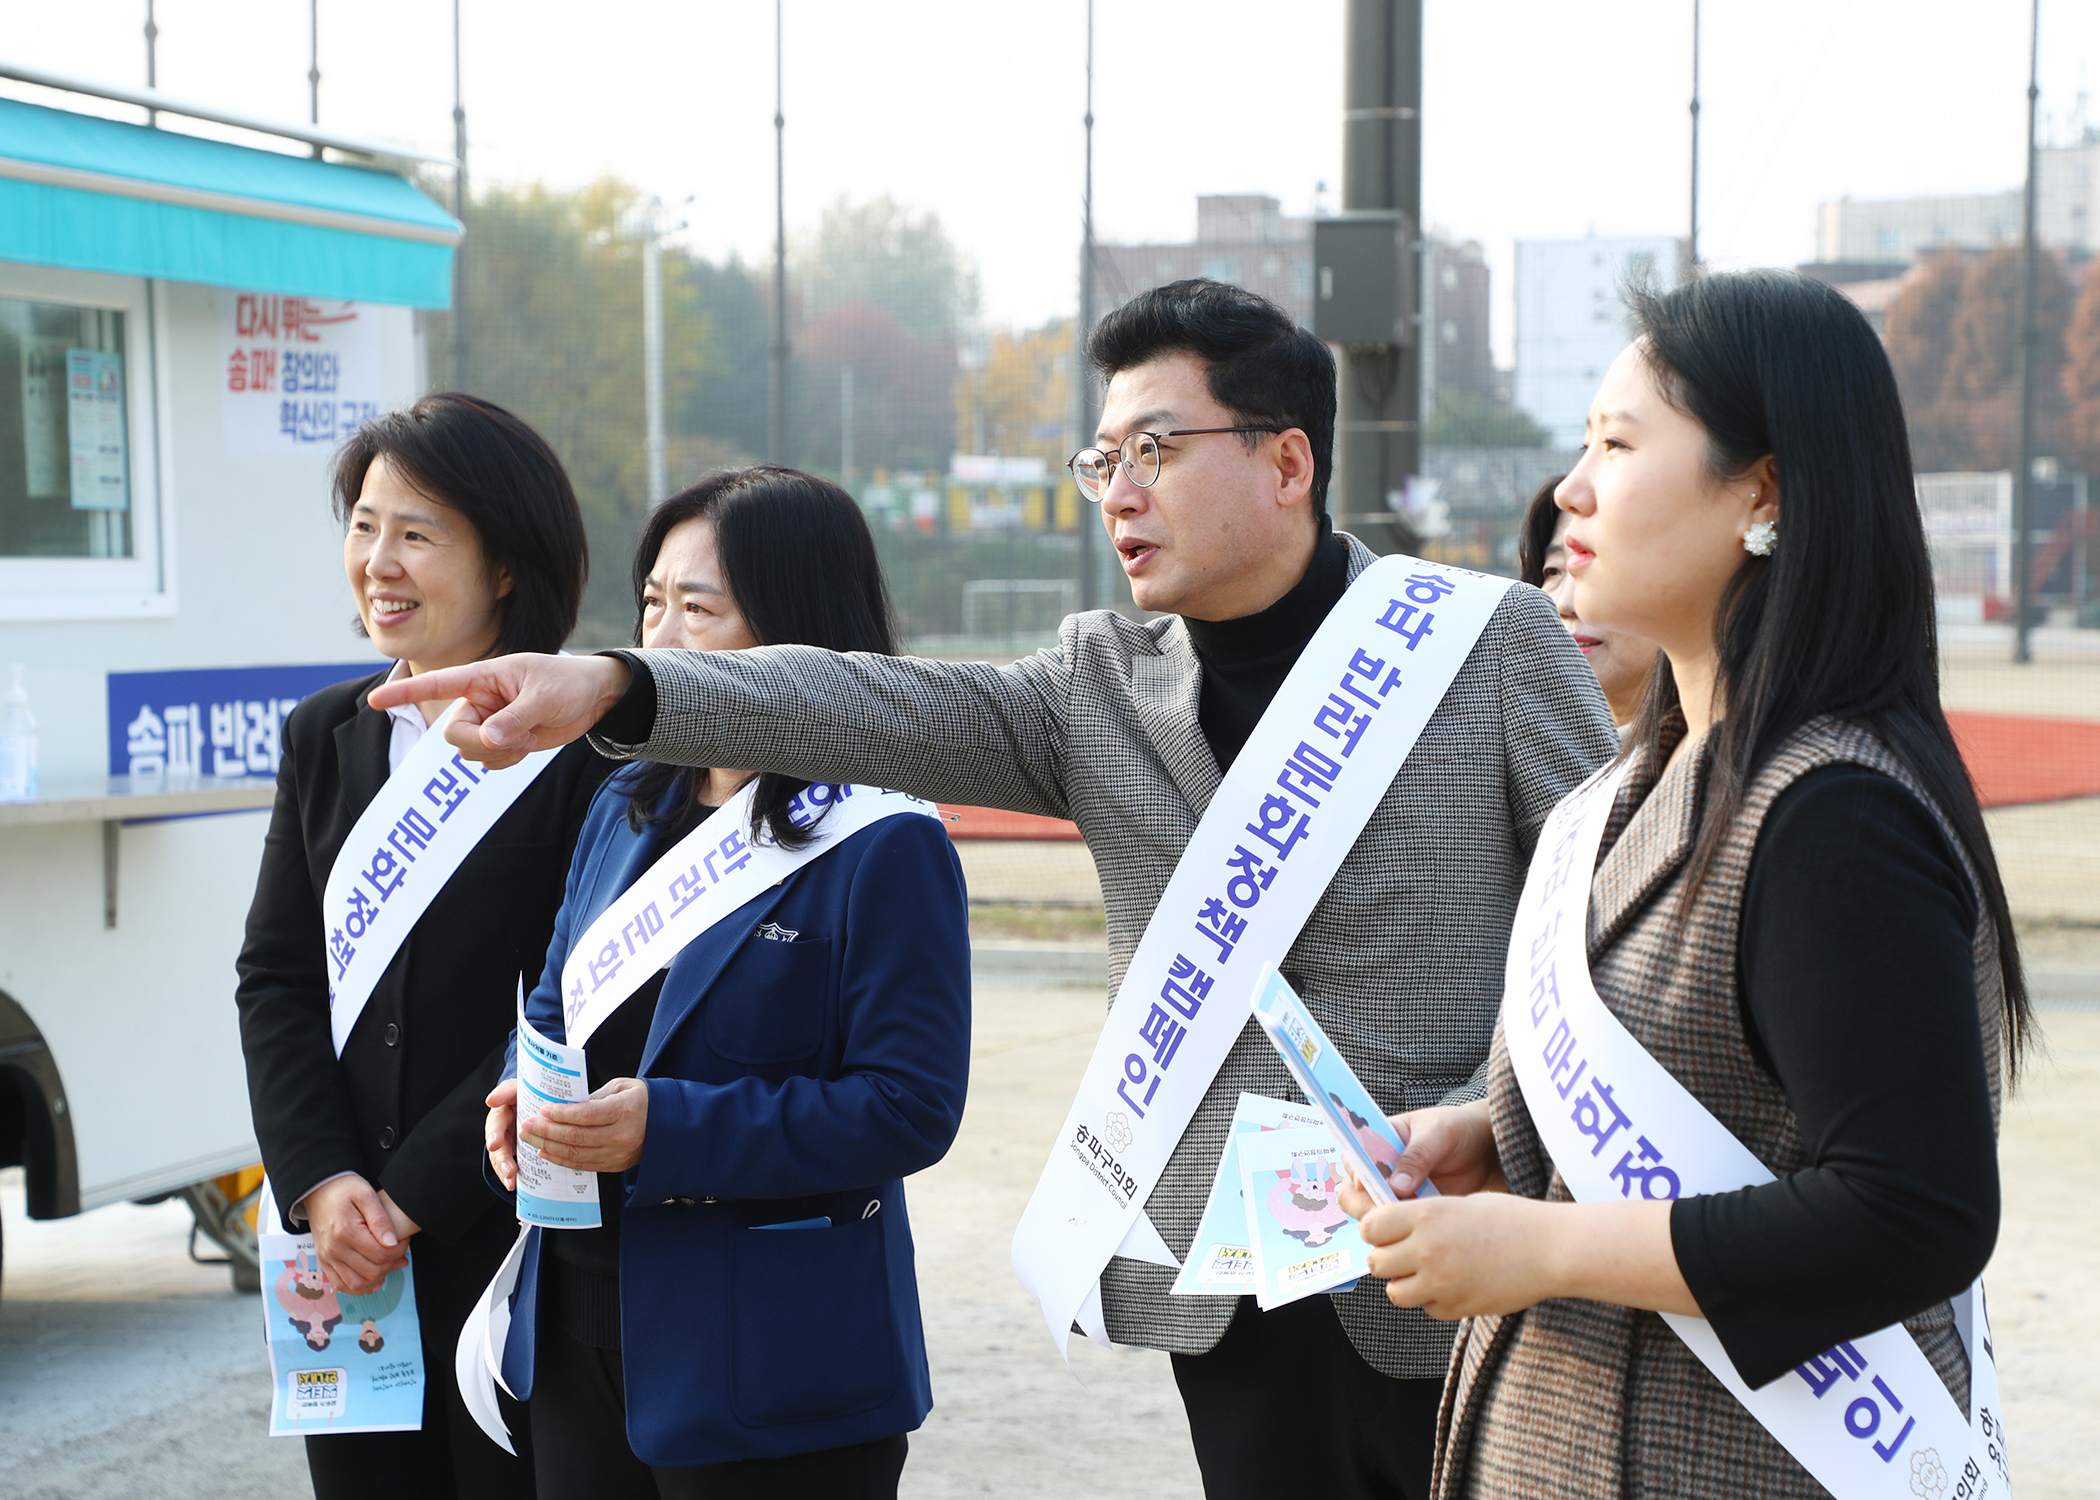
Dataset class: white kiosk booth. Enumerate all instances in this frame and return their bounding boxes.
[0,75,456,1287]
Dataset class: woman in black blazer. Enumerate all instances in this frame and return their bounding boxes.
[237,394,611,1500]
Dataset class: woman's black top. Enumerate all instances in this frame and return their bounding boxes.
[543,799,711,1351]
[1670,765,2000,1388]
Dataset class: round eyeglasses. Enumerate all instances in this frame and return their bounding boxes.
[1066,428,1283,502]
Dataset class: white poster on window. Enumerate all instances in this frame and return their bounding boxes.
[66,348,128,512]
[219,292,384,458]
[20,335,68,500]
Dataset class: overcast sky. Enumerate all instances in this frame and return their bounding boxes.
[11,1,2099,364]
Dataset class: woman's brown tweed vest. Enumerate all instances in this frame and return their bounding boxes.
[1434,717,2006,1499]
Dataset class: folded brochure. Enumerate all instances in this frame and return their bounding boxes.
[1250,963,1438,1209]
[1235,1120,1367,1308]
[1170,1092,1334,1297]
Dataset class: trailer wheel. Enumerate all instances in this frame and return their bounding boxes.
[177,1168,264,1294]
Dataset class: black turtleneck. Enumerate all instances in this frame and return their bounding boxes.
[1183,521,1349,772]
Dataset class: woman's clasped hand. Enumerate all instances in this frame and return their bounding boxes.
[1338,1101,1700,1323]
[490,1074,652,1177]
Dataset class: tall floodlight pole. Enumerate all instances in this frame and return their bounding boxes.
[643,214,666,506]
[2014,0,2042,664]
[451,0,468,390]
[1328,0,1423,555]
[1689,0,1701,272]
[307,0,321,157]
[769,0,790,464]
[620,197,688,504]
[143,0,157,126]
[840,365,855,483]
[1073,0,1099,609]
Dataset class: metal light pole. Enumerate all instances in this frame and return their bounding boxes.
[1689,0,1701,273]
[622,198,689,507]
[307,0,321,158]
[2013,0,2042,664]
[768,0,790,464]
[840,365,855,484]
[643,224,666,506]
[450,0,468,390]
[1331,0,1423,555]
[1073,0,1100,609]
[143,1,157,126]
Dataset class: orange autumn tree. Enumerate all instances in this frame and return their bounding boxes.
[2063,264,2100,479]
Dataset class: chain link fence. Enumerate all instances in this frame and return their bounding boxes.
[418,78,2097,976]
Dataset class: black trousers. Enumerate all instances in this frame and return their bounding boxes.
[1171,1295,1443,1500]
[304,1211,535,1500]
[528,1317,909,1500]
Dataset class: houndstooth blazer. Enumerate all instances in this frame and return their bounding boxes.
[594,534,1618,1377]
[1436,717,2005,1497]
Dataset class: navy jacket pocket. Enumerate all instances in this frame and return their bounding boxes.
[703,938,832,1064]
[728,1211,897,1426]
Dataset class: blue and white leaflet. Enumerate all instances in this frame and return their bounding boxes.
[256,1179,425,1437]
[1171,1092,1331,1298]
[1249,964,1438,1208]
[1233,1123,1366,1309]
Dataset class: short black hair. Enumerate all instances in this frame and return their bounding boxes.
[1517,475,1568,588]
[1086,279,1336,517]
[332,393,587,655]
[625,465,899,847]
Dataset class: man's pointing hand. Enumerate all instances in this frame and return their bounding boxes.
[367,652,633,769]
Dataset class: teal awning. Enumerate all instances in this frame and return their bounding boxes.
[0,97,459,308]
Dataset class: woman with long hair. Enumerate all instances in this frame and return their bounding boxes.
[1517,474,1656,728]
[482,467,971,1500]
[239,393,612,1498]
[1344,271,2026,1496]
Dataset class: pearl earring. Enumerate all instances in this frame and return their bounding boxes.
[1743,520,1777,557]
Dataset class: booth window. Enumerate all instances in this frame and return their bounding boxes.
[0,296,133,561]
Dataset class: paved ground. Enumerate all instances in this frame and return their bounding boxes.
[6,977,2097,1498]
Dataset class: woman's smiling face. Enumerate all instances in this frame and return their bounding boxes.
[342,456,512,673]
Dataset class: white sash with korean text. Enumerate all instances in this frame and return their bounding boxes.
[558,780,940,1049]
[321,701,561,1057]
[453,778,942,1455]
[1010,555,1514,1358]
[1505,762,2009,1500]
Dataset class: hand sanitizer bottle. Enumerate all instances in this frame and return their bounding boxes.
[0,665,38,802]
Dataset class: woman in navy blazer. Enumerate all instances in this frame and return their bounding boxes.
[484,468,971,1499]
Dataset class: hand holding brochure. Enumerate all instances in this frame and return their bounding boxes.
[514,994,601,1229]
[1234,1123,1367,1308]
[1249,964,1438,1207]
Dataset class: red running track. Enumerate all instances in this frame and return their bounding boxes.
[937,712,2100,837]
[1946,712,2100,808]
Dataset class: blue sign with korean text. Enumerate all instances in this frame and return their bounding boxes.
[108,663,383,778]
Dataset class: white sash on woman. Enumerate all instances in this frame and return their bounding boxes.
[1504,762,2009,1500]
[321,699,563,1054]
[455,778,943,1452]
[254,700,560,1437]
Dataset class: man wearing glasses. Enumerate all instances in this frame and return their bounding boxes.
[378,279,1615,1500]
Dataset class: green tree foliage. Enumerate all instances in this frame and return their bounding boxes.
[427,178,715,641]
[1423,386,1550,448]
[420,184,988,643]
[795,195,979,338]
